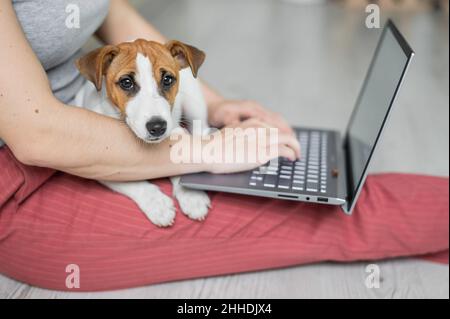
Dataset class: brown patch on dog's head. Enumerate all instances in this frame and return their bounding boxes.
[76,39,205,114]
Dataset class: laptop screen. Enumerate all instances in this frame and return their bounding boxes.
[345,21,414,212]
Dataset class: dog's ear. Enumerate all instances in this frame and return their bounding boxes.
[165,40,205,78]
[75,45,119,91]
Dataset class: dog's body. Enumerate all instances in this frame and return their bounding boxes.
[75,40,211,226]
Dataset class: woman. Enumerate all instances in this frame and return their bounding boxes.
[0,0,448,291]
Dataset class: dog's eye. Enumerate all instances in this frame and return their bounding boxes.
[118,76,134,91]
[162,74,175,89]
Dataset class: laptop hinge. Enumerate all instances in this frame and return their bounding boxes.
[339,136,352,214]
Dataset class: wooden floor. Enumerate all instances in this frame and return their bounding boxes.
[1,0,448,298]
[1,260,448,299]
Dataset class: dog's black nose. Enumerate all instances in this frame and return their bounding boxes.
[146,117,167,138]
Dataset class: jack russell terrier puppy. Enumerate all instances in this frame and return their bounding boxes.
[74,39,210,227]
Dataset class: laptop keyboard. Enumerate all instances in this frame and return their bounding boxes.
[249,131,329,194]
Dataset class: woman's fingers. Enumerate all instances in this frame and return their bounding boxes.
[267,114,296,136]
[239,118,269,129]
[274,132,301,159]
[239,101,295,136]
[224,118,301,160]
[239,118,300,158]
[276,144,297,162]
[210,99,295,137]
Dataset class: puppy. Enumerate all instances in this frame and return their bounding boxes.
[74,39,211,227]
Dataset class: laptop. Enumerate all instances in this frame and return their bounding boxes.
[180,20,414,214]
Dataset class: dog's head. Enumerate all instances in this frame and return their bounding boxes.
[76,39,205,143]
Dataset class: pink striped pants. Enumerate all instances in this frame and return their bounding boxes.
[0,147,448,291]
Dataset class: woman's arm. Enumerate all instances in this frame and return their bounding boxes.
[96,0,295,134]
[0,1,203,181]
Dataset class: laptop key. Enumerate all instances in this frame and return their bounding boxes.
[293,182,305,187]
[263,175,278,188]
[261,170,278,175]
[306,181,319,192]
[278,179,291,189]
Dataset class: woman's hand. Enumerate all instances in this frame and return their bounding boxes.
[208,99,295,136]
[199,118,300,174]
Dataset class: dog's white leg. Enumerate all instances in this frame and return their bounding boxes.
[101,181,176,227]
[171,176,210,221]
[170,70,211,221]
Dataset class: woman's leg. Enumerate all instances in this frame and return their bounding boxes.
[0,147,448,291]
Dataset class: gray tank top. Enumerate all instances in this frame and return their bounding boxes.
[0,0,109,148]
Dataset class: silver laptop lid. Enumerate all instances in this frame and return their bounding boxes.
[343,20,414,214]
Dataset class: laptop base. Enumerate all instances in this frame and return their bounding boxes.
[180,127,347,208]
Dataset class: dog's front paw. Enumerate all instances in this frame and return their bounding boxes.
[175,187,210,221]
[138,189,176,227]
